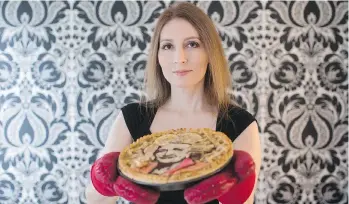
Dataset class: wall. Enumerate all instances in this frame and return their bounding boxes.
[0,1,347,204]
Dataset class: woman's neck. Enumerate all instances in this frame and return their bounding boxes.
[162,82,214,113]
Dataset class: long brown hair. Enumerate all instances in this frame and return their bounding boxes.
[141,2,235,118]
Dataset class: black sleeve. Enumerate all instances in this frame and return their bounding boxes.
[120,102,144,141]
[233,108,257,136]
[221,106,257,142]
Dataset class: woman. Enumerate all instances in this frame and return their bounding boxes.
[85,2,261,204]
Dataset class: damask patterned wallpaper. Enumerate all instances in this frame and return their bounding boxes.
[0,1,347,204]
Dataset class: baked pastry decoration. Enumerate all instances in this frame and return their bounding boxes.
[118,128,233,185]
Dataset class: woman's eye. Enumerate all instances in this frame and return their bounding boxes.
[161,44,172,50]
[188,41,199,48]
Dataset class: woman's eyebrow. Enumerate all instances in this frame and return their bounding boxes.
[160,36,200,42]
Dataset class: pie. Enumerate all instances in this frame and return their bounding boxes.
[118,128,234,185]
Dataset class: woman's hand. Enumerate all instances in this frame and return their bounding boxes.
[183,150,256,204]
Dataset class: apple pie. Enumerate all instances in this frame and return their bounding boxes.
[118,128,233,185]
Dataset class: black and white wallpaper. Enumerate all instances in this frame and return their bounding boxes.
[0,1,347,204]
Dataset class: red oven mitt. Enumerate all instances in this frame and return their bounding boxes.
[184,150,256,204]
[90,152,160,204]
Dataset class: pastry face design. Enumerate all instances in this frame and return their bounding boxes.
[118,128,233,185]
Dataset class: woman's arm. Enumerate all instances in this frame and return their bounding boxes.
[85,111,133,204]
[232,121,262,204]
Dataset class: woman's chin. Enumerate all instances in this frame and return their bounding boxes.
[170,82,199,89]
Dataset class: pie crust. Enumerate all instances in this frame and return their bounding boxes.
[118,128,233,185]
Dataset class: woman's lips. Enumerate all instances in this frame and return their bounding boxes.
[173,70,192,76]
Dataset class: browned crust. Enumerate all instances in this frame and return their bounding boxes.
[118,128,233,185]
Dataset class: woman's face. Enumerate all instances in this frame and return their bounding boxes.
[158,18,209,88]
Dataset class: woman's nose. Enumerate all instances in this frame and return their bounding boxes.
[173,47,187,64]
